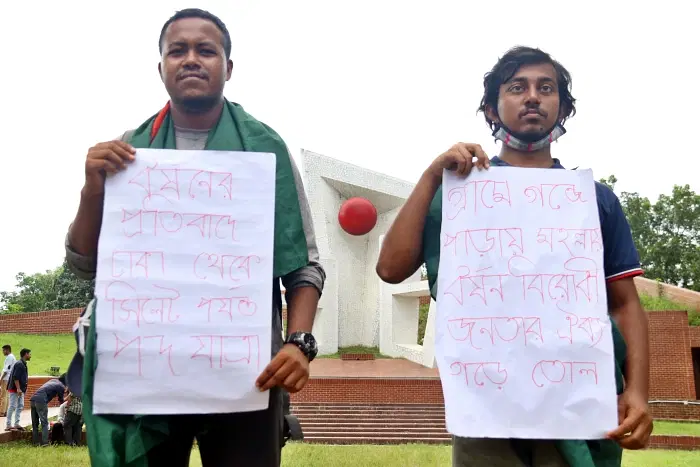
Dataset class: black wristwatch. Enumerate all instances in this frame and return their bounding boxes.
[285,331,318,362]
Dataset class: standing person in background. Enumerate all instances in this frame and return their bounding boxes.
[30,374,67,446]
[0,344,16,417]
[5,349,32,431]
[5,348,30,432]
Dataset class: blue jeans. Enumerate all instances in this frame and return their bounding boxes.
[5,392,24,429]
[30,402,49,445]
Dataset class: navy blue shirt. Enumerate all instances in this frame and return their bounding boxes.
[30,379,66,405]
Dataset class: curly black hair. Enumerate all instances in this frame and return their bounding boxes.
[159,8,232,59]
[478,46,576,130]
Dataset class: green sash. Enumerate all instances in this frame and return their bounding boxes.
[82,100,309,466]
[423,186,625,467]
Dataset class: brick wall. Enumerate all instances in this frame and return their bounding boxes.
[690,327,700,348]
[648,311,696,400]
[0,308,82,334]
[290,378,444,404]
[649,402,700,421]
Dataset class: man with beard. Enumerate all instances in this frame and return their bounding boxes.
[64,8,324,467]
[376,46,652,466]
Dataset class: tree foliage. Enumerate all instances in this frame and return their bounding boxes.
[0,261,94,313]
[600,176,700,291]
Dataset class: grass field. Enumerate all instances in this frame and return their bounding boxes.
[0,333,74,376]
[0,442,698,467]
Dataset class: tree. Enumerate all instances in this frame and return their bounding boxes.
[600,176,700,291]
[0,261,94,313]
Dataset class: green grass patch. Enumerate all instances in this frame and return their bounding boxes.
[0,442,699,466]
[0,333,75,376]
[654,420,700,437]
[319,345,392,359]
[639,293,700,326]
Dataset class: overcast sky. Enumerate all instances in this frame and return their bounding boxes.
[0,0,697,293]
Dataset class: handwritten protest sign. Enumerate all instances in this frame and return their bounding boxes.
[92,149,275,415]
[436,167,618,439]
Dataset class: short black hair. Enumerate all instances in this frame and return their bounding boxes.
[2,345,10,352]
[478,46,576,130]
[159,8,232,59]
[20,348,30,358]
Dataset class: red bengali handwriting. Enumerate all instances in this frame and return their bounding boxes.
[113,334,177,377]
[112,333,260,376]
[198,287,258,322]
[508,255,600,306]
[558,313,606,347]
[536,227,603,257]
[523,183,587,210]
[442,265,506,306]
[449,361,509,389]
[446,180,512,219]
[111,250,165,279]
[105,281,181,328]
[128,163,234,207]
[193,253,260,282]
[447,316,543,349]
[531,360,599,387]
[191,334,260,371]
[443,227,524,257]
[121,209,237,241]
[442,255,600,307]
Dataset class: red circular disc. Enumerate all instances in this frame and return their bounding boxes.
[338,197,378,236]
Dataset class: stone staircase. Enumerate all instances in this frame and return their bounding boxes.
[291,403,451,444]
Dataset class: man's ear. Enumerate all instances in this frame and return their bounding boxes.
[226,59,233,81]
[485,105,500,127]
[158,62,164,83]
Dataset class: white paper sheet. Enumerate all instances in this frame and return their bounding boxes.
[436,167,618,439]
[92,149,275,415]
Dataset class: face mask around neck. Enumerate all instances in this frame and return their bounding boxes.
[492,124,566,152]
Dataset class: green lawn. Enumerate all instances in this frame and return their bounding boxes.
[0,333,75,376]
[654,421,700,437]
[0,442,698,466]
[319,345,392,359]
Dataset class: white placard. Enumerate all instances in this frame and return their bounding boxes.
[92,149,275,415]
[436,167,617,439]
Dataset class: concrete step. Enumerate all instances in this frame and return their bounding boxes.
[301,423,447,433]
[303,436,451,445]
[291,407,445,415]
[302,430,451,439]
[299,422,446,429]
[293,412,444,420]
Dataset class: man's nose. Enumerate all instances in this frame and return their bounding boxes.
[182,50,200,68]
[524,85,541,105]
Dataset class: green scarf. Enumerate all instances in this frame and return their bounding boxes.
[423,186,626,467]
[83,100,309,466]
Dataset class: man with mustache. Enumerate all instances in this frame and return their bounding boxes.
[64,8,324,467]
[377,46,652,466]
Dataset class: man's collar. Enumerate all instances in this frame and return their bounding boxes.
[489,156,566,169]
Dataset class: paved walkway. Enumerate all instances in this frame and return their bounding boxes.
[1,407,60,430]
[310,358,439,378]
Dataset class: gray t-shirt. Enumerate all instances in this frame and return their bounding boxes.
[65,126,325,356]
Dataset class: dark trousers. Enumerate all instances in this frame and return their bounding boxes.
[30,402,49,446]
[146,387,283,467]
[64,411,83,446]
